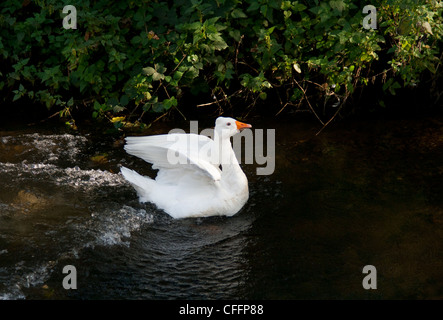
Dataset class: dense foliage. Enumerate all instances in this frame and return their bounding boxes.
[1,0,442,128]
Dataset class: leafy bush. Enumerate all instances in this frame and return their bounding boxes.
[1,0,442,128]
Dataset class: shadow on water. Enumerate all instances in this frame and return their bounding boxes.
[1,115,443,299]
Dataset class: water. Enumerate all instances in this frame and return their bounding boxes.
[0,116,442,299]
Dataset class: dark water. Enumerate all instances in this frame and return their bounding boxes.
[0,116,443,299]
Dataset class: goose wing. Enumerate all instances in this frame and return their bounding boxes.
[124,133,221,181]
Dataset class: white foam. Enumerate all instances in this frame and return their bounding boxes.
[0,260,57,300]
[0,133,155,299]
[83,205,154,248]
[0,204,154,300]
[58,167,127,189]
[0,286,26,300]
[23,261,56,288]
[1,133,88,164]
[0,161,127,190]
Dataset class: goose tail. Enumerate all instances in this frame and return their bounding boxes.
[120,166,155,202]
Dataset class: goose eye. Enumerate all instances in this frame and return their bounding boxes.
[227,122,231,126]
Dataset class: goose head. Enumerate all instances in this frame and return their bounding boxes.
[215,117,252,139]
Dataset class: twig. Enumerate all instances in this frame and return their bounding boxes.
[196,89,243,108]
[275,102,289,116]
[371,67,393,79]
[302,79,326,89]
[128,102,142,120]
[170,53,187,74]
[242,94,260,119]
[315,94,349,136]
[196,100,220,108]
[237,61,259,74]
[174,105,187,121]
[434,51,443,74]
[294,78,324,125]
[148,110,169,126]
[235,35,244,73]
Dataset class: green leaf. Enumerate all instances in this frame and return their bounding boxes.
[213,40,228,51]
[293,63,302,73]
[113,105,126,113]
[152,72,165,81]
[152,102,165,113]
[173,71,184,80]
[17,32,25,42]
[163,96,178,110]
[144,91,152,100]
[329,0,346,13]
[185,66,199,79]
[421,21,433,35]
[247,2,261,11]
[229,29,241,42]
[131,36,142,45]
[93,100,102,110]
[120,95,129,106]
[194,62,203,70]
[108,97,119,106]
[262,81,272,89]
[208,33,224,42]
[80,82,87,93]
[259,92,267,100]
[155,64,167,74]
[293,3,307,11]
[231,9,247,18]
[142,67,156,76]
[13,93,21,102]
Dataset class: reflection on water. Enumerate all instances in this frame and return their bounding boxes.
[1,116,443,299]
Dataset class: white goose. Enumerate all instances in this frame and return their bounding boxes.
[120,117,252,219]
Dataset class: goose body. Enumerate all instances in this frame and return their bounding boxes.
[120,117,251,219]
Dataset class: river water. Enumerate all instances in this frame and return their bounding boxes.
[0,115,442,299]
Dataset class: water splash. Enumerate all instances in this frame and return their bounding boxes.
[0,133,88,165]
[0,162,126,190]
[0,132,156,299]
[81,205,154,248]
[0,204,154,300]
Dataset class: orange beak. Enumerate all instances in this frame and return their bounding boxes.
[236,120,252,131]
